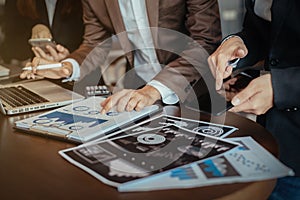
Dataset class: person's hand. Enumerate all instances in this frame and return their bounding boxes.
[217,77,239,101]
[100,85,161,114]
[32,44,70,62]
[31,24,52,39]
[20,57,73,80]
[208,36,248,90]
[229,74,274,115]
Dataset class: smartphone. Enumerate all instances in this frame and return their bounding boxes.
[185,89,233,116]
[185,72,254,116]
[228,72,254,91]
[28,38,56,52]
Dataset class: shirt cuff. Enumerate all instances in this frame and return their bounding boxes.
[62,58,80,82]
[147,80,179,105]
[221,35,243,44]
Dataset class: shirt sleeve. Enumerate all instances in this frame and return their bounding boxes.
[61,58,81,82]
[147,80,179,105]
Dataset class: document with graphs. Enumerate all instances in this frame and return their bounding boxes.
[118,137,294,192]
[14,96,160,143]
[59,125,240,188]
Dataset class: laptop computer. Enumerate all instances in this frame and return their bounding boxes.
[0,79,84,115]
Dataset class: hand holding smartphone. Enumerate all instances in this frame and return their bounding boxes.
[185,71,254,116]
[28,38,56,52]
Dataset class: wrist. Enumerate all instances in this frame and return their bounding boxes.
[221,35,244,45]
[61,62,73,76]
[143,85,162,101]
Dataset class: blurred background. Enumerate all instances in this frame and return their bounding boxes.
[0,0,246,46]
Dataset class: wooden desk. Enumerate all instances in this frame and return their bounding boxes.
[0,105,277,200]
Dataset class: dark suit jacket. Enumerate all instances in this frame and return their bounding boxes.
[0,0,84,63]
[68,0,221,101]
[236,0,300,176]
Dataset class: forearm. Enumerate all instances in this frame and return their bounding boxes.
[154,0,221,101]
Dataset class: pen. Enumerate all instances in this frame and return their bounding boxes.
[227,58,240,68]
[22,63,63,71]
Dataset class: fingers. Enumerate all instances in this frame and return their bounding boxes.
[229,93,267,115]
[32,47,49,60]
[229,75,273,115]
[31,44,70,62]
[100,90,132,114]
[57,44,70,55]
[45,46,59,61]
[20,58,72,80]
[223,77,238,91]
[235,48,247,59]
[208,51,234,90]
[31,24,52,38]
[231,81,256,107]
[126,96,140,111]
[208,37,248,90]
[100,86,160,114]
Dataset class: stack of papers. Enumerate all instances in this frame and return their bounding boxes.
[14,96,294,191]
[58,114,295,192]
[59,124,240,187]
[119,137,294,192]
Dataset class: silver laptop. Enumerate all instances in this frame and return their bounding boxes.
[0,79,84,115]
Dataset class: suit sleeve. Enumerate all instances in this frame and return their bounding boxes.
[271,67,300,110]
[68,0,112,81]
[235,0,271,68]
[153,0,222,102]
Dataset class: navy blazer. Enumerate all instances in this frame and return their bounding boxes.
[0,0,84,63]
[236,0,300,176]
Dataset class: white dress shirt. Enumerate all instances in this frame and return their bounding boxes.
[44,0,57,27]
[64,0,179,104]
[254,0,273,21]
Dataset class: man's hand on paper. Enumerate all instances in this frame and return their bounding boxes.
[207,36,248,90]
[230,74,274,115]
[100,85,161,114]
[20,57,72,80]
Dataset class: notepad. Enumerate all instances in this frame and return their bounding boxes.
[15,96,160,143]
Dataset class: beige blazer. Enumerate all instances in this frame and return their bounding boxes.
[69,0,221,101]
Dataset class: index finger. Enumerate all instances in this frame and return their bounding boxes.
[100,90,130,114]
[215,54,231,90]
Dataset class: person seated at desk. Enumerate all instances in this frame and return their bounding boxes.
[0,0,84,66]
[207,0,300,199]
[20,0,222,114]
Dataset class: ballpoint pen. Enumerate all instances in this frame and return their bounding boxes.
[22,63,63,71]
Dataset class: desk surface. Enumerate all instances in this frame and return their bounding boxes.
[0,103,278,200]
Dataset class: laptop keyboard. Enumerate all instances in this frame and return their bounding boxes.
[0,86,49,107]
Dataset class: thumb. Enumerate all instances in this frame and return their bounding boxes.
[231,84,255,106]
[235,48,247,58]
[60,67,72,77]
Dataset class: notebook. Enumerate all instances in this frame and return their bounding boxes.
[0,79,84,115]
[14,96,161,143]
[0,64,10,77]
